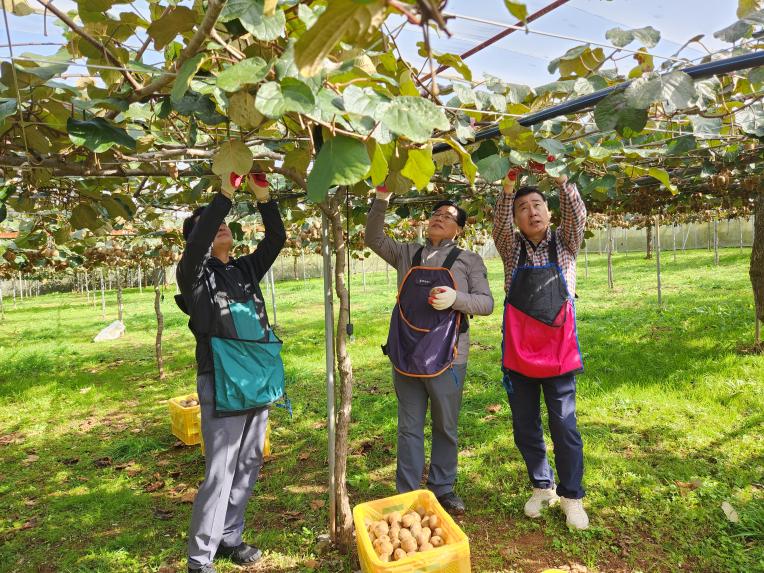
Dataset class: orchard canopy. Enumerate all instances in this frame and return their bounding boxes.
[0,0,763,269]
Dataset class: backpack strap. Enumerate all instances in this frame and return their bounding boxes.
[412,246,424,267]
[442,247,462,270]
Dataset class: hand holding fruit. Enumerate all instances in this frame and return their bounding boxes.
[429,286,457,310]
[246,171,271,203]
[503,168,520,194]
[375,184,392,202]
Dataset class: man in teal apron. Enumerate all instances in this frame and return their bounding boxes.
[177,172,286,573]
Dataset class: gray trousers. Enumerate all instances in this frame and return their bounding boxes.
[188,373,268,569]
[393,363,467,497]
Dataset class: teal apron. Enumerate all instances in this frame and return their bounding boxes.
[207,276,285,416]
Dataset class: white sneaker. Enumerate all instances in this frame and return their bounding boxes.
[560,496,589,530]
[524,487,560,518]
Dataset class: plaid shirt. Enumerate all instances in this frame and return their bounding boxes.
[492,182,587,296]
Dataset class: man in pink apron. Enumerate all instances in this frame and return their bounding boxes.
[493,170,589,530]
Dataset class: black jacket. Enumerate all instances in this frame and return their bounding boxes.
[176,193,287,375]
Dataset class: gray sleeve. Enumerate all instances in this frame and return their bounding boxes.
[364,198,407,268]
[452,253,494,316]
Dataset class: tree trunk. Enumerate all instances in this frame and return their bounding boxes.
[12,277,16,308]
[302,251,307,281]
[655,216,662,306]
[607,223,614,289]
[18,272,23,300]
[138,265,143,294]
[672,224,677,262]
[154,265,165,379]
[117,267,124,322]
[324,191,354,552]
[293,255,299,281]
[100,268,106,319]
[683,224,691,251]
[750,192,764,347]
[713,218,719,265]
[645,224,653,259]
[361,257,367,293]
[741,218,745,249]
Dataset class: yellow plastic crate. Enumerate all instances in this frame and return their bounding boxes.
[169,393,201,445]
[353,490,471,573]
[197,412,272,459]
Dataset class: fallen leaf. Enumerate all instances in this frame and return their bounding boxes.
[145,480,165,493]
[20,518,37,530]
[304,559,319,569]
[180,489,197,503]
[23,499,37,507]
[299,452,310,461]
[721,501,740,523]
[22,454,39,464]
[486,404,502,414]
[310,499,325,510]
[283,510,303,521]
[61,458,79,466]
[0,432,24,446]
[311,421,325,430]
[93,457,112,468]
[157,459,171,467]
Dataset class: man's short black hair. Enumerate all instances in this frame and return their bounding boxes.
[431,199,467,228]
[513,186,547,214]
[182,206,206,241]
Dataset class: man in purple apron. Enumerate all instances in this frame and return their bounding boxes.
[366,186,494,515]
[493,170,589,530]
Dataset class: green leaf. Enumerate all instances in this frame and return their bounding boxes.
[498,117,536,152]
[632,26,661,48]
[691,115,722,135]
[228,90,263,130]
[504,1,527,21]
[147,6,197,50]
[605,27,634,47]
[71,203,102,230]
[440,138,477,185]
[0,98,16,121]
[647,167,678,194]
[212,140,253,176]
[625,72,662,109]
[381,96,450,143]
[255,78,315,118]
[237,0,286,41]
[171,53,206,105]
[368,141,389,186]
[401,146,435,190]
[667,135,697,155]
[294,0,386,77]
[172,91,226,124]
[216,57,269,92]
[67,117,136,152]
[433,53,472,81]
[538,139,567,157]
[475,154,510,183]
[593,92,648,136]
[307,135,371,202]
[100,195,133,220]
[713,20,752,43]
[661,71,697,111]
[453,84,479,107]
[738,0,763,18]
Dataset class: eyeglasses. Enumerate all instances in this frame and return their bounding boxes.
[430,210,458,223]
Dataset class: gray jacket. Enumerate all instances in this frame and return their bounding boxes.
[365,198,494,364]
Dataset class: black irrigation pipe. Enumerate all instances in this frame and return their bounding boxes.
[432,50,764,154]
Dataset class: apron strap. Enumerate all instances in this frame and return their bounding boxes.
[412,246,424,267]
[442,247,462,270]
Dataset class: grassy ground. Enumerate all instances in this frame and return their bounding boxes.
[0,248,762,573]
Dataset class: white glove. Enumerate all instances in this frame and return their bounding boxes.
[429,286,457,310]
[375,184,392,202]
[220,171,243,199]
[247,172,271,203]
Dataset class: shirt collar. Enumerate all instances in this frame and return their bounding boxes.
[519,226,552,251]
[425,238,456,249]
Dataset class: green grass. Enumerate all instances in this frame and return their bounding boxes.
[0,248,762,573]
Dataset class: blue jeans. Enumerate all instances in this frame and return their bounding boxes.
[506,372,585,499]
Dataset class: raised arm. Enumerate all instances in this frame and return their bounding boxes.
[177,192,232,293]
[557,178,587,255]
[364,187,407,267]
[492,173,518,261]
[238,175,286,282]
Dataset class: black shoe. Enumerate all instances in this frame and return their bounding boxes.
[437,491,466,515]
[216,542,263,565]
[188,564,216,573]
